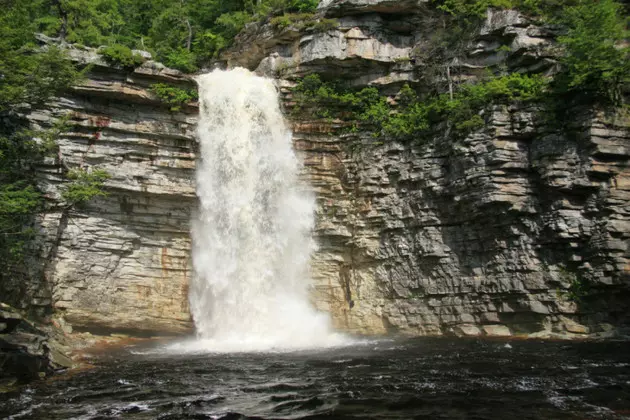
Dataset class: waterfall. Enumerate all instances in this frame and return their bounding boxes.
[185,68,345,352]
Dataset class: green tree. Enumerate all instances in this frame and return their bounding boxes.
[554,0,629,105]
[0,0,82,303]
[37,0,123,45]
[62,169,111,206]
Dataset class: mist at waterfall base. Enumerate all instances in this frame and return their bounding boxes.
[176,68,347,353]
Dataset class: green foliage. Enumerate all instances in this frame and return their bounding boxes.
[0,1,82,278]
[137,0,321,69]
[255,0,319,15]
[292,75,386,123]
[150,83,198,111]
[554,0,629,105]
[0,128,47,226]
[291,0,626,140]
[565,277,589,303]
[100,44,145,69]
[165,49,199,73]
[0,122,65,282]
[432,0,516,20]
[286,0,319,12]
[0,184,41,261]
[5,0,324,73]
[313,18,339,32]
[293,73,546,139]
[37,0,124,46]
[430,0,575,20]
[61,169,111,206]
[391,74,545,137]
[0,0,81,113]
[0,46,80,113]
[0,185,42,223]
[557,266,590,303]
[38,115,71,154]
[428,0,628,108]
[270,13,313,28]
[270,13,338,32]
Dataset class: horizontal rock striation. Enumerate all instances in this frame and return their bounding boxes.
[26,46,198,335]
[13,2,628,339]
[232,0,630,337]
[0,302,72,385]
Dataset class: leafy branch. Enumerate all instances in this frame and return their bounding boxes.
[150,83,198,111]
[61,169,111,208]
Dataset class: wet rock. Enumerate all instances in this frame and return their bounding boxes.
[263,6,630,338]
[0,303,72,385]
[482,325,512,337]
[452,324,482,337]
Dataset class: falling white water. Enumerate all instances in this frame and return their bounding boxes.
[182,68,348,353]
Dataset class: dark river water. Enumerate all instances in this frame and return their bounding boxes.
[1,337,629,419]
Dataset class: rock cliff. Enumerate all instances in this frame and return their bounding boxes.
[228,0,630,338]
[15,0,630,339]
[23,44,197,335]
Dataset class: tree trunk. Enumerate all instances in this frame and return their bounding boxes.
[185,18,193,51]
[52,0,68,42]
[446,64,453,101]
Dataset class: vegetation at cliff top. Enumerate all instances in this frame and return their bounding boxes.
[294,0,628,140]
[270,13,339,32]
[432,0,629,105]
[100,44,146,69]
[8,0,320,73]
[293,72,546,138]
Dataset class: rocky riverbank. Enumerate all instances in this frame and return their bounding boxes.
[0,303,73,388]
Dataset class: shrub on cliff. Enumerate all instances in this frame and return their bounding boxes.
[292,73,546,139]
[100,44,145,69]
[270,13,338,32]
[432,0,629,106]
[150,83,198,111]
[432,0,516,19]
[382,73,546,138]
[61,169,111,207]
[292,74,386,122]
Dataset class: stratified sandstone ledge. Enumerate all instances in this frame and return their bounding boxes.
[232,0,629,338]
[22,42,198,335]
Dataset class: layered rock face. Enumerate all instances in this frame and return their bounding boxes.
[26,47,197,334]
[0,303,72,385]
[15,1,628,339]
[228,0,630,337]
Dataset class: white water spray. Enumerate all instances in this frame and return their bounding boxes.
[182,68,346,353]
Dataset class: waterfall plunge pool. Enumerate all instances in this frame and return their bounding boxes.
[1,337,629,419]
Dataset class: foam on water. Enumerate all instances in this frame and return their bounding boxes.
[180,68,348,353]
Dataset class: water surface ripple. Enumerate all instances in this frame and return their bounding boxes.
[2,338,629,419]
